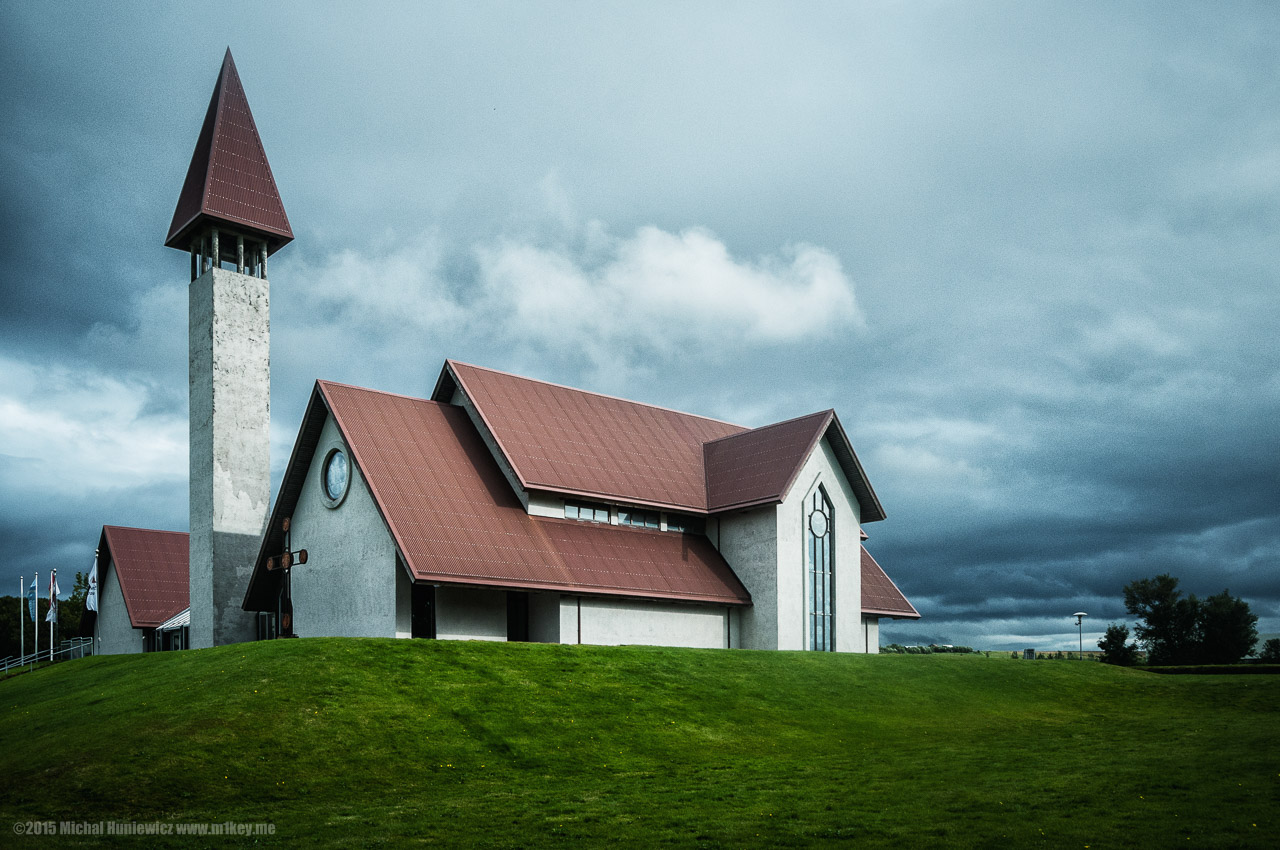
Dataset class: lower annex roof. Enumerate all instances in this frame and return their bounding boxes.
[99,526,190,629]
[860,545,920,619]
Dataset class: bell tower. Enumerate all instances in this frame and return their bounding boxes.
[166,49,293,648]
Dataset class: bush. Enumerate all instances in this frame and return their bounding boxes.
[1144,665,1280,675]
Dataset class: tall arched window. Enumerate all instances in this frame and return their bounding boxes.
[807,486,834,651]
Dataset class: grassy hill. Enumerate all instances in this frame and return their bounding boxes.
[2,639,1277,847]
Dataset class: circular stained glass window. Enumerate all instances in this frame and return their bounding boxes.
[323,449,349,504]
[809,510,828,538]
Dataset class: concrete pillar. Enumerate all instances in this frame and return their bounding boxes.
[201,235,209,274]
[260,243,268,279]
[211,228,219,270]
[236,235,244,274]
[189,266,270,648]
[190,242,198,282]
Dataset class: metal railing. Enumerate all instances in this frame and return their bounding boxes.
[1,637,94,674]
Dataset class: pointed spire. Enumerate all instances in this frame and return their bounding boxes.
[165,49,293,254]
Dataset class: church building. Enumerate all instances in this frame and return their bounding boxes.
[90,51,918,655]
[242,362,919,651]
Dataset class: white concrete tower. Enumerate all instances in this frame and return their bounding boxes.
[165,49,293,649]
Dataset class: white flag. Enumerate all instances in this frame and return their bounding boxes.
[46,571,60,623]
[86,557,99,613]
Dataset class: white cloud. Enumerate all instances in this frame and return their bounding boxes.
[481,224,860,349]
[1079,313,1189,359]
[280,212,862,387]
[0,355,186,495]
[295,231,465,334]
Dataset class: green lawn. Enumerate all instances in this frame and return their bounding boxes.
[2,639,1277,847]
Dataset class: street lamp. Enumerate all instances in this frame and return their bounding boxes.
[1073,612,1088,658]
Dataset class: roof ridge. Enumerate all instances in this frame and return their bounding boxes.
[101,525,188,537]
[701,408,834,448]
[447,359,746,429]
[316,378,442,405]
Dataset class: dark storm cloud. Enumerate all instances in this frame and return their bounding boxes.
[0,473,187,584]
[1,2,1276,647]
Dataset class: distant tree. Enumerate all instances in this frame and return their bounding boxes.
[0,596,21,659]
[1123,575,1259,665]
[1098,623,1139,666]
[1259,639,1280,663]
[0,574,89,660]
[1195,590,1257,664]
[1,594,53,659]
[1123,574,1202,665]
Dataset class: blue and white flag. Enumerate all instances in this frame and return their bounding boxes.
[27,576,37,621]
[86,558,98,613]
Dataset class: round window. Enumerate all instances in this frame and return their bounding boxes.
[322,448,349,506]
[809,510,828,538]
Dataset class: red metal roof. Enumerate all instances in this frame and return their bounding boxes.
[99,526,190,628]
[165,49,293,254]
[439,360,885,522]
[860,545,920,619]
[443,361,745,511]
[245,382,751,609]
[705,411,833,512]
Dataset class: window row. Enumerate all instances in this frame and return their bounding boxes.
[563,500,610,523]
[619,509,659,529]
[562,501,704,535]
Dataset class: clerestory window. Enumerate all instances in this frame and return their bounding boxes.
[619,509,659,528]
[564,500,610,523]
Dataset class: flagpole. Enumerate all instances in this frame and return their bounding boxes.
[49,569,56,662]
[33,571,38,668]
[19,576,24,666]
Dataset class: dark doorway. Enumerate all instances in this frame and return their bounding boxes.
[506,591,529,642]
[411,584,436,639]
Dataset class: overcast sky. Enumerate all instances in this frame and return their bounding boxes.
[2,2,1276,651]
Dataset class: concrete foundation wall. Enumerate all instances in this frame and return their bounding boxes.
[290,415,399,638]
[94,558,143,655]
[554,595,731,649]
[559,596,580,643]
[777,436,864,652]
[717,507,779,650]
[189,267,271,649]
[436,586,507,641]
